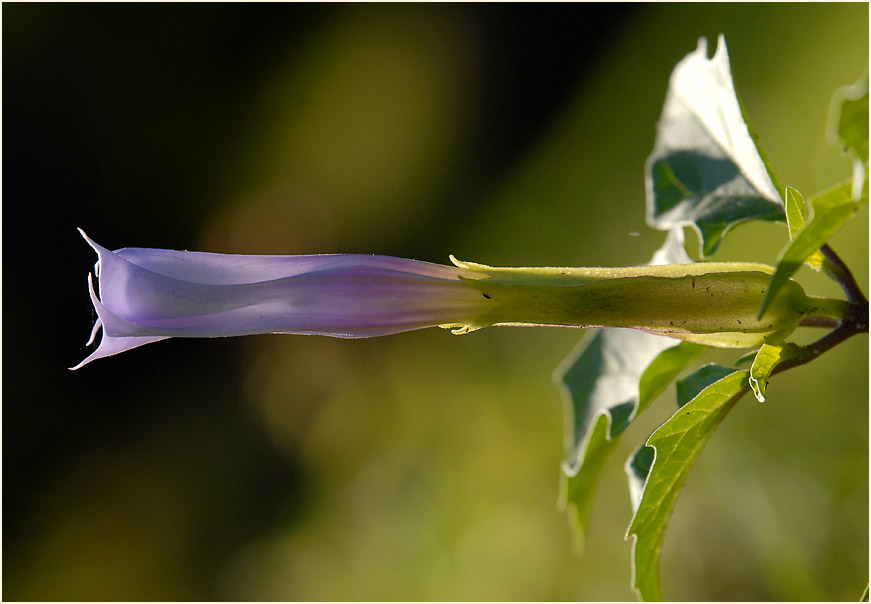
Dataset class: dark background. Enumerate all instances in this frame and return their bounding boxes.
[4,4,868,600]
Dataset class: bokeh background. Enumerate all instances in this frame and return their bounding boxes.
[3,3,868,601]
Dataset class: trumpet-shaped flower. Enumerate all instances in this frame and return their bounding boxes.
[74,229,849,369]
[72,230,492,369]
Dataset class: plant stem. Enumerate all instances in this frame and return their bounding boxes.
[821,244,868,304]
[804,296,857,321]
[773,314,868,376]
[799,316,840,329]
[766,245,868,383]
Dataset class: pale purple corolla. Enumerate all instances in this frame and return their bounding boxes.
[72,229,492,369]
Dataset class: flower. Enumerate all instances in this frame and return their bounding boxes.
[72,230,492,369]
[74,229,843,369]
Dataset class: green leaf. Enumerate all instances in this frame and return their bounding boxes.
[758,179,868,317]
[646,35,784,258]
[626,366,748,601]
[784,186,827,271]
[557,330,704,548]
[639,342,708,416]
[784,186,808,238]
[733,349,758,366]
[828,69,869,165]
[675,364,736,408]
[851,159,869,203]
[748,339,801,402]
[556,229,705,547]
[648,227,694,266]
[625,442,655,513]
[828,71,869,203]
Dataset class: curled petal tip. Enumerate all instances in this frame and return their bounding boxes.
[77,228,96,249]
[69,356,92,371]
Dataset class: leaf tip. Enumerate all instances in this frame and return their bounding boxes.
[748,376,766,403]
[756,282,776,320]
[714,33,729,60]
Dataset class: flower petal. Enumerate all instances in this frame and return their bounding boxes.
[70,273,170,370]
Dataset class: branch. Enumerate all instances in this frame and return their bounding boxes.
[799,316,840,329]
[773,317,868,377]
[821,244,868,304]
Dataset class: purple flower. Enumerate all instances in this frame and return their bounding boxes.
[73,230,492,369]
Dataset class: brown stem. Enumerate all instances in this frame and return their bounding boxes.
[821,244,868,304]
[772,319,867,377]
[799,316,841,329]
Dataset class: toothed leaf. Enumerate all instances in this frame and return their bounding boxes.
[626,366,748,601]
[646,35,784,257]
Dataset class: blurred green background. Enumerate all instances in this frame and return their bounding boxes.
[3,3,867,600]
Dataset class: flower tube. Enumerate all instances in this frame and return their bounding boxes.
[74,230,849,369]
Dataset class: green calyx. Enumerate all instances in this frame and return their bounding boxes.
[447,257,846,348]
